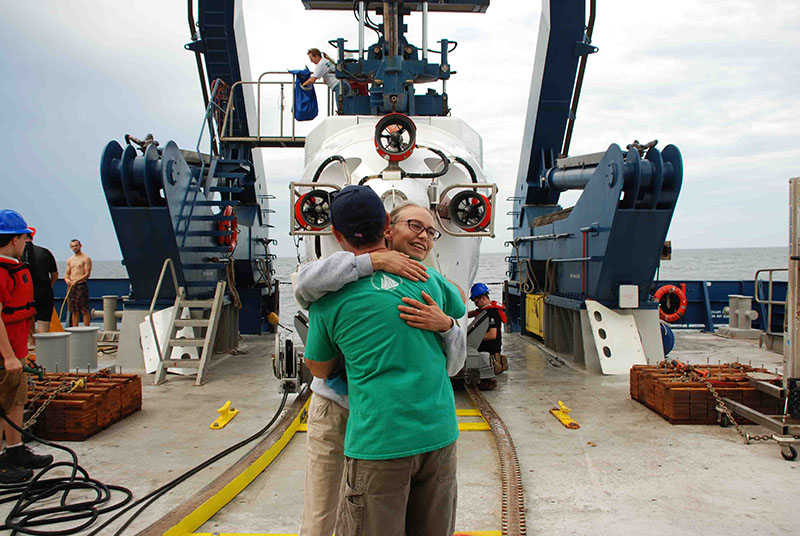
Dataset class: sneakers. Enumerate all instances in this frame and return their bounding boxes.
[0,460,33,484]
[491,354,509,375]
[6,445,53,470]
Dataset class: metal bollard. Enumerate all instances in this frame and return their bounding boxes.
[33,332,70,373]
[66,326,99,369]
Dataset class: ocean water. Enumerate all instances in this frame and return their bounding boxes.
[65,247,789,283]
[67,247,788,322]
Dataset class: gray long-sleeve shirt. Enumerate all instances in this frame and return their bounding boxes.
[293,251,467,408]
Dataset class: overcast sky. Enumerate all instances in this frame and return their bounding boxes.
[1,1,798,262]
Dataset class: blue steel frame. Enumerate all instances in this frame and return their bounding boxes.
[302,1,489,116]
[505,0,684,335]
[99,0,278,334]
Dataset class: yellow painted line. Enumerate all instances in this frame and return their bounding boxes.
[459,422,491,431]
[298,408,489,433]
[174,396,492,536]
[165,397,311,536]
[192,532,500,536]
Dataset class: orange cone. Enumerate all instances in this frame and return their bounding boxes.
[49,306,65,332]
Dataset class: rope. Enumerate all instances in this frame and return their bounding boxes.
[58,284,73,325]
[225,262,242,309]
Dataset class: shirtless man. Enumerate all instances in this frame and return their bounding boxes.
[64,239,92,327]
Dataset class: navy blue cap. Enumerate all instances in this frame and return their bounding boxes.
[330,185,386,238]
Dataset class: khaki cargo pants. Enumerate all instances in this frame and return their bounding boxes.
[299,393,349,536]
[336,441,458,536]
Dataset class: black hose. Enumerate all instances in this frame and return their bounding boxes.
[89,388,291,536]
[312,155,348,183]
[0,409,133,536]
[451,156,478,183]
[405,146,450,179]
[0,387,291,535]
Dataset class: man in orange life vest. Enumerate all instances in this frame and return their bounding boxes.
[0,210,53,484]
[468,282,508,375]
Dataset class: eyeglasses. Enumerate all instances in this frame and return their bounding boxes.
[392,219,442,241]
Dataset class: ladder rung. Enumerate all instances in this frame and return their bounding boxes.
[213,172,247,179]
[179,299,215,308]
[209,186,245,193]
[162,359,201,367]
[184,281,220,287]
[174,319,210,327]
[168,338,206,347]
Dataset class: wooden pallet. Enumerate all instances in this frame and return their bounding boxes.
[630,364,782,424]
[28,371,142,441]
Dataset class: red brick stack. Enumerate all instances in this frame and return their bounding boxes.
[630,364,781,424]
[28,371,142,441]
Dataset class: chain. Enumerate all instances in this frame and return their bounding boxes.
[24,379,84,430]
[698,374,772,443]
[660,360,773,444]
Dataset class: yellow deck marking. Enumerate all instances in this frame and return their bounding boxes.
[165,397,311,536]
[297,406,491,433]
[191,532,501,535]
[169,396,494,535]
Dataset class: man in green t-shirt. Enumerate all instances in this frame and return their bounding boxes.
[304,185,465,536]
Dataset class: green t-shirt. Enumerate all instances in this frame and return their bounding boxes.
[305,267,466,460]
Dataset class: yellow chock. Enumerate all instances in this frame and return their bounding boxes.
[210,401,239,430]
[550,400,580,429]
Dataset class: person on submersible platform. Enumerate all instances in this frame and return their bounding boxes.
[468,282,508,375]
[297,186,466,536]
[0,210,54,484]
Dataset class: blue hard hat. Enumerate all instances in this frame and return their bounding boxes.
[470,282,489,300]
[0,210,31,235]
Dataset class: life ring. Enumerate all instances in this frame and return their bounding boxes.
[217,206,238,252]
[654,284,687,323]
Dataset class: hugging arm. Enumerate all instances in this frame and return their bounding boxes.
[293,250,428,309]
[398,291,466,376]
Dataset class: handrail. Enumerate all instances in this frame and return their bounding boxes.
[755,267,788,335]
[178,78,227,247]
[220,72,333,144]
[754,268,788,305]
[149,258,181,363]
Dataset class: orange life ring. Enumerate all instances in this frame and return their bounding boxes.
[217,206,238,252]
[654,284,687,323]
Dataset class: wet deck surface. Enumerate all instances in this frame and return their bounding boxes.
[1,331,795,535]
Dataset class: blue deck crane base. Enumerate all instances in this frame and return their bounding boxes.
[505,0,685,345]
[301,1,489,13]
